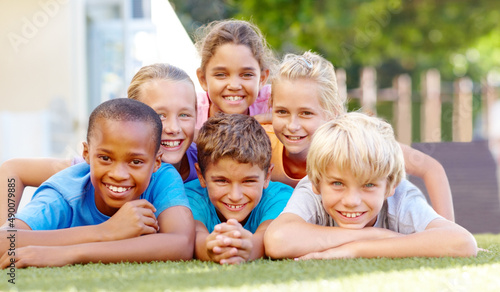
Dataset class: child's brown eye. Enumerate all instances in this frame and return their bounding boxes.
[100,156,110,161]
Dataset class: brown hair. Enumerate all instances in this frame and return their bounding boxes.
[194,19,276,74]
[196,113,272,176]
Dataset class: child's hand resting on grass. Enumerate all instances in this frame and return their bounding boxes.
[206,219,253,265]
[1,245,76,269]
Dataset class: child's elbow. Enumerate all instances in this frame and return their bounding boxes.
[448,232,478,258]
[173,233,195,261]
[264,226,289,259]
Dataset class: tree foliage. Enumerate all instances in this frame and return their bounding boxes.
[170,0,500,83]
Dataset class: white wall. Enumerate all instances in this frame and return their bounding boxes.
[0,0,84,163]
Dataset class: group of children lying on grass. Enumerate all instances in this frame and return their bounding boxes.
[0,20,477,269]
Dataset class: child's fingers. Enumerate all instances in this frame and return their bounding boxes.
[226,218,240,225]
[224,237,252,251]
[215,229,242,239]
[206,235,232,250]
[213,248,238,262]
[142,216,159,233]
[220,255,246,265]
[214,222,239,233]
[127,199,157,213]
[0,251,13,269]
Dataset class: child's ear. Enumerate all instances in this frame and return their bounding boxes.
[153,150,162,172]
[194,163,207,188]
[259,69,270,88]
[262,163,274,189]
[312,183,321,195]
[82,142,90,164]
[385,185,396,199]
[196,68,208,91]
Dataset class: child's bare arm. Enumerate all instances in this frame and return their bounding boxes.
[193,220,217,262]
[400,143,455,221]
[0,158,71,223]
[0,205,194,268]
[299,219,477,259]
[0,199,159,254]
[264,213,400,259]
[253,112,272,124]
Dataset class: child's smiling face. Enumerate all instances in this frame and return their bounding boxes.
[83,118,161,216]
[139,79,196,168]
[197,43,268,117]
[272,78,329,159]
[313,167,393,229]
[197,157,272,224]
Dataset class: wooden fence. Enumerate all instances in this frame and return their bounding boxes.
[337,67,499,145]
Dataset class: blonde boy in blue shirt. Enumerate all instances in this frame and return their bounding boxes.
[265,112,477,259]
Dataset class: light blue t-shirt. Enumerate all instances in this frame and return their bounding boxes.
[185,179,293,233]
[15,162,190,230]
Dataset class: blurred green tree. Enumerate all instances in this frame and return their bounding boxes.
[170,0,500,83]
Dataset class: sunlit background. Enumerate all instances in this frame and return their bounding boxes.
[0,0,200,163]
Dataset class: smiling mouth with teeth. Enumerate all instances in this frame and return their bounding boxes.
[106,184,132,193]
[161,140,181,148]
[224,96,244,101]
[225,203,246,210]
[340,211,364,218]
[285,135,305,141]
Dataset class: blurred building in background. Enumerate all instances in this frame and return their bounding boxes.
[0,0,200,163]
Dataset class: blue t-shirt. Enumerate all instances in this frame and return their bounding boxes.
[15,162,190,230]
[185,179,293,233]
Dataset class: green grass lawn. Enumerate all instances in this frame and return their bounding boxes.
[1,234,499,292]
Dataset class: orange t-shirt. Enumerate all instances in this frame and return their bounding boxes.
[262,124,302,188]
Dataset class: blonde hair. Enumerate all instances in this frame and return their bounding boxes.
[194,19,276,74]
[196,113,272,176]
[270,51,345,119]
[127,63,196,110]
[307,112,405,195]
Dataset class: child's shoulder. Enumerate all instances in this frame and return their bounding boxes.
[261,181,294,201]
[154,162,180,175]
[40,162,91,194]
[388,179,423,205]
[383,179,442,233]
[147,163,184,193]
[184,179,206,195]
[266,180,294,192]
[249,84,272,116]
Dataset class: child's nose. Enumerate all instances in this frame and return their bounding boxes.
[109,163,130,181]
[287,116,301,132]
[227,77,242,90]
[228,185,243,202]
[163,116,181,134]
[342,189,362,208]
